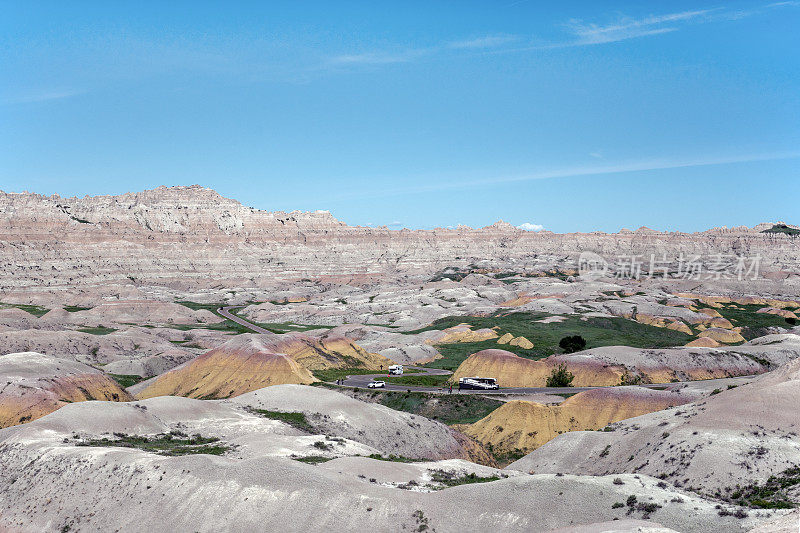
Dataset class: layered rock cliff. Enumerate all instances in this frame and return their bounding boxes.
[1,185,797,289]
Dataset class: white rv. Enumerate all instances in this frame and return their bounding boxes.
[388,364,404,375]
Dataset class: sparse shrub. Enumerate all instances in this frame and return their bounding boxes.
[710,388,722,395]
[619,369,642,386]
[612,502,624,509]
[546,363,575,387]
[559,335,587,354]
[613,477,624,485]
[626,495,637,507]
[600,445,611,458]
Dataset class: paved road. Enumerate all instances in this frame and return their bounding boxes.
[217,306,274,334]
[218,305,755,395]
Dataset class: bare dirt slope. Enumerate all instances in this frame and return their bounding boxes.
[508,357,800,503]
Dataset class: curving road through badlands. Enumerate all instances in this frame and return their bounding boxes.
[217,306,754,395]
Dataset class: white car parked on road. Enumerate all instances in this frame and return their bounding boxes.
[367,380,386,389]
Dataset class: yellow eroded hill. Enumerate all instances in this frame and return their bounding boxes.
[0,373,132,429]
[461,388,691,456]
[136,333,390,400]
[451,349,622,387]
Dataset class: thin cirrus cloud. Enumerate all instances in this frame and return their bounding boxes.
[3,89,84,105]
[563,9,714,46]
[323,150,800,202]
[329,3,798,66]
[446,35,520,49]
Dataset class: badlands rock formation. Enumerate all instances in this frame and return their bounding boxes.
[135,333,389,399]
[2,186,799,289]
[0,352,131,428]
[0,395,768,533]
[461,387,695,455]
[509,356,800,500]
[452,334,800,387]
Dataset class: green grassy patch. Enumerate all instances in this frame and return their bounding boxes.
[251,409,315,433]
[367,453,424,463]
[77,326,117,335]
[714,304,794,340]
[385,374,452,387]
[64,306,92,312]
[428,469,504,488]
[108,374,145,388]
[411,312,693,371]
[312,368,383,382]
[357,389,503,425]
[725,465,800,509]
[293,455,333,464]
[76,431,230,456]
[0,302,50,317]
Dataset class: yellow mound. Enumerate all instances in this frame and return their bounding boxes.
[685,337,721,348]
[451,349,622,388]
[137,350,316,400]
[758,307,798,320]
[634,313,693,335]
[136,333,389,400]
[509,336,534,349]
[497,333,514,344]
[0,374,132,429]
[461,389,690,455]
[499,294,534,307]
[427,324,498,344]
[698,327,745,344]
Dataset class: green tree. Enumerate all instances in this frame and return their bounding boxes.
[546,363,575,387]
[559,335,587,353]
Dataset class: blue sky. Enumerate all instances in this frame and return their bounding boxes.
[1,1,798,232]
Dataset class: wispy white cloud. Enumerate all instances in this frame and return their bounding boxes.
[3,89,84,105]
[329,51,416,65]
[447,35,519,49]
[518,222,544,232]
[328,3,799,69]
[323,150,800,201]
[563,9,714,46]
[589,151,604,159]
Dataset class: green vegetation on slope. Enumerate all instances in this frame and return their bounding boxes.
[761,224,799,236]
[108,374,145,388]
[251,409,315,433]
[77,326,117,335]
[724,465,800,509]
[428,469,505,488]
[350,388,504,425]
[64,306,92,312]
[713,304,796,340]
[0,302,50,317]
[76,431,230,456]
[407,312,693,371]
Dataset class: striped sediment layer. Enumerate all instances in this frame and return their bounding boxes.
[136,333,390,399]
[451,336,800,387]
[461,387,693,454]
[451,349,624,387]
[0,352,132,428]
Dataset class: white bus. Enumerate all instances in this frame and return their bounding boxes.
[388,364,404,375]
[458,377,499,390]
